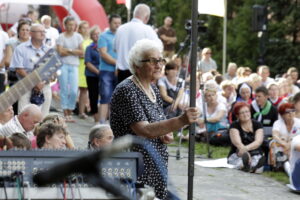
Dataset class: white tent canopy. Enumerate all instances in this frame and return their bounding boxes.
[0,0,72,6]
[0,0,76,25]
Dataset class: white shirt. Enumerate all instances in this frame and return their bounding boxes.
[0,116,33,138]
[114,18,162,71]
[272,118,300,141]
[45,26,59,48]
[262,77,275,87]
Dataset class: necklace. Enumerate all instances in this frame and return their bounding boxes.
[133,75,156,103]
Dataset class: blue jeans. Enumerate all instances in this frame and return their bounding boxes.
[291,159,300,190]
[59,64,78,110]
[99,71,116,104]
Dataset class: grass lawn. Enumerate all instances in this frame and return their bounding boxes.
[169,134,290,185]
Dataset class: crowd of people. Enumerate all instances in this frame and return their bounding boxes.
[0,3,300,199]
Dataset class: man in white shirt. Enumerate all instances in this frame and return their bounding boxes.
[41,15,59,48]
[0,104,42,138]
[114,3,162,83]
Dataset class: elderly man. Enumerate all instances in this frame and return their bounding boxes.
[114,3,162,83]
[41,15,59,48]
[10,24,51,117]
[0,104,42,138]
[88,124,114,149]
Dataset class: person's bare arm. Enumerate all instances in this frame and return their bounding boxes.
[229,128,247,156]
[99,47,116,65]
[158,85,173,103]
[245,128,264,151]
[85,62,99,75]
[207,110,226,123]
[130,107,199,139]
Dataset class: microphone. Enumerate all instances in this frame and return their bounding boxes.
[33,135,135,186]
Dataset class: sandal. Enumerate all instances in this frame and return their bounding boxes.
[65,115,75,123]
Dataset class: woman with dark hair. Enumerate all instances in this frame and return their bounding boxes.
[269,103,300,171]
[36,123,67,149]
[227,102,265,173]
[158,61,184,118]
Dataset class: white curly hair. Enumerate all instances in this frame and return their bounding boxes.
[128,39,163,74]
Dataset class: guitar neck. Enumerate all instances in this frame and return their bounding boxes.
[0,71,41,113]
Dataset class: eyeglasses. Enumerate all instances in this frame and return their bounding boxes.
[140,57,167,66]
[285,109,296,114]
[205,52,212,55]
[238,110,250,115]
[31,30,46,34]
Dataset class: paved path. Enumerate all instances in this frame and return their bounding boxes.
[64,113,299,200]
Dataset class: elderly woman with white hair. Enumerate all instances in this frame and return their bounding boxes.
[110,39,199,200]
[88,124,114,149]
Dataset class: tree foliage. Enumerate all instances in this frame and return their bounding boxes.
[99,0,299,75]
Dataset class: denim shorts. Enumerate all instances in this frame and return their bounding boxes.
[99,71,117,104]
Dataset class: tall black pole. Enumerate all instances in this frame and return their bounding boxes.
[187,0,198,199]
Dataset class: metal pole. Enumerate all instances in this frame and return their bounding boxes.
[187,0,198,199]
[222,0,227,75]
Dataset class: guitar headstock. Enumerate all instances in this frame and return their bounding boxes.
[35,49,62,82]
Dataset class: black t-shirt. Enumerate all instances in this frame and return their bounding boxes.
[228,119,263,157]
[250,103,278,127]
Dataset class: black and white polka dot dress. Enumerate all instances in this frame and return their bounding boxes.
[110,79,168,199]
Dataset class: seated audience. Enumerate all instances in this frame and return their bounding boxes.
[36,123,67,149]
[0,104,42,138]
[88,124,114,149]
[257,65,274,87]
[267,82,283,107]
[219,80,236,111]
[223,62,237,80]
[287,67,300,88]
[251,86,278,128]
[0,106,14,127]
[158,61,184,118]
[277,77,290,98]
[227,102,265,173]
[198,82,227,133]
[228,83,253,123]
[0,132,31,150]
[32,114,75,149]
[248,73,262,93]
[285,74,300,95]
[269,103,300,171]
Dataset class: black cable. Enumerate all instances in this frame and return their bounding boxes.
[3,180,8,200]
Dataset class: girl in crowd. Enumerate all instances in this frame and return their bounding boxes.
[267,82,283,107]
[228,102,265,173]
[57,16,83,122]
[198,82,227,134]
[158,61,184,118]
[77,21,92,119]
